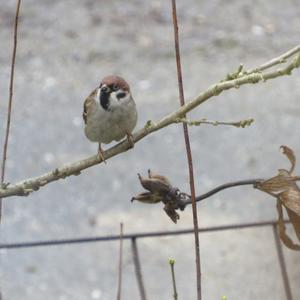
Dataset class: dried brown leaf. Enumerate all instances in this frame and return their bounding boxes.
[280,145,296,174]
[257,146,300,250]
[287,209,300,242]
[132,170,183,222]
[148,169,172,187]
[164,203,180,224]
[279,186,300,244]
[277,201,300,251]
[131,192,162,204]
[280,187,300,216]
[138,173,171,195]
[257,169,295,194]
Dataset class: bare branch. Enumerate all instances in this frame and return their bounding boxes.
[174,118,254,128]
[0,0,22,221]
[0,46,300,199]
[247,45,300,74]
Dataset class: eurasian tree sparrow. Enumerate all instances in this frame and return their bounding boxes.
[83,75,137,161]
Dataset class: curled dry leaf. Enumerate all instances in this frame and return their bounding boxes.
[131,170,189,223]
[137,170,171,195]
[257,169,296,194]
[131,192,162,204]
[164,202,180,223]
[255,145,300,250]
[277,200,300,250]
[281,145,296,174]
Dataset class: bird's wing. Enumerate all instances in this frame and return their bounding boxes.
[83,89,97,124]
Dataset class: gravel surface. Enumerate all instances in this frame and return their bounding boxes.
[0,0,300,299]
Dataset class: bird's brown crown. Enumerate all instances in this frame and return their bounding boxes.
[100,75,130,92]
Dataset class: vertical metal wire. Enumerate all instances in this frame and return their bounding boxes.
[131,238,147,300]
[171,1,202,298]
[116,223,124,300]
[272,224,293,300]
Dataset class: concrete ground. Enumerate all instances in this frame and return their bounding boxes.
[0,0,300,299]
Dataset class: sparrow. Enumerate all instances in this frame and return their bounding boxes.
[83,75,137,162]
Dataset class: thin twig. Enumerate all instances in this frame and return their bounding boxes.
[247,45,300,74]
[171,1,201,299]
[169,259,178,300]
[0,46,299,199]
[116,223,124,300]
[0,0,22,221]
[174,118,254,128]
[0,220,289,250]
[194,179,261,204]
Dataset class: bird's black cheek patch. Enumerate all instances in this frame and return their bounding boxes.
[116,92,126,100]
[100,92,110,110]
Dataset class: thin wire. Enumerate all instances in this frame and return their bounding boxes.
[171,1,202,299]
[195,179,260,203]
[116,223,124,300]
[0,0,22,222]
[0,220,288,250]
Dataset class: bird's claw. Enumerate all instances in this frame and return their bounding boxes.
[98,144,107,164]
[126,133,135,149]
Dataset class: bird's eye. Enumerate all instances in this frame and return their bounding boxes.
[112,84,119,91]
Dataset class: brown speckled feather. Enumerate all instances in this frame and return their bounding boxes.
[83,89,97,124]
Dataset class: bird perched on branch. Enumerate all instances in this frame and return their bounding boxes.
[83,75,137,162]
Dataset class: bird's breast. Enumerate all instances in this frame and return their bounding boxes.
[84,99,137,144]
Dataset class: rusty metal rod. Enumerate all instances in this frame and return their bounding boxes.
[131,238,147,300]
[0,220,289,250]
[171,0,202,298]
[272,224,293,300]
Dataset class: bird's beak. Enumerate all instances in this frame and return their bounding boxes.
[100,84,110,93]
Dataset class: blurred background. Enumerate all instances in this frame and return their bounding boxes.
[0,0,300,299]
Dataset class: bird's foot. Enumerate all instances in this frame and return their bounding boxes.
[126,133,135,149]
[97,143,107,164]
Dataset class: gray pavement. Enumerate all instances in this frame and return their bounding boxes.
[0,0,300,299]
